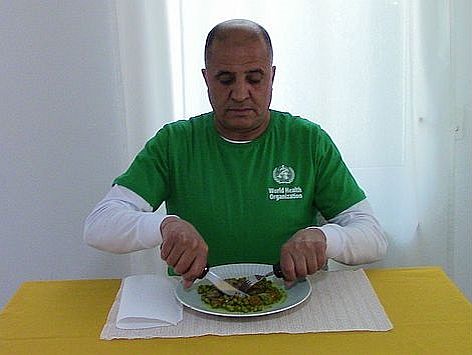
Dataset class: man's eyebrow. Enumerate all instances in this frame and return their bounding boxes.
[215,69,265,77]
[245,69,265,75]
[215,71,233,77]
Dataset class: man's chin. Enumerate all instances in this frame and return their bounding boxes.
[215,117,268,140]
[225,110,255,119]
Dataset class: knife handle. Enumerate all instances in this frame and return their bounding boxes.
[198,264,210,279]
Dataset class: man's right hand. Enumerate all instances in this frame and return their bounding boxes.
[159,217,208,288]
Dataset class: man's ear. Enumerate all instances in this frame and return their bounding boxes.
[201,68,209,86]
[271,66,276,83]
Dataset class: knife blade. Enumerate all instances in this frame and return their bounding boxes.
[199,266,248,297]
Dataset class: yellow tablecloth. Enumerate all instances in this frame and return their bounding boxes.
[1,267,471,354]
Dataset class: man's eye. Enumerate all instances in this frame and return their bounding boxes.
[247,74,262,84]
[217,75,234,85]
[247,78,261,84]
[219,78,234,85]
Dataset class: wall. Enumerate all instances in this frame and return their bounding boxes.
[0,1,130,308]
[410,0,471,299]
[451,0,472,299]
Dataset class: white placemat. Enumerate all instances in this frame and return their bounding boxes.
[100,269,392,339]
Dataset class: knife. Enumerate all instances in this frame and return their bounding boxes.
[198,265,248,297]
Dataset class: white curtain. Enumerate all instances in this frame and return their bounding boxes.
[170,0,419,270]
[115,0,471,297]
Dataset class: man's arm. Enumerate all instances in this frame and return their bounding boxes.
[314,199,387,264]
[83,185,167,253]
[84,185,207,287]
[280,199,387,281]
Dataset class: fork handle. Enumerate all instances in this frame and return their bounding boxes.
[273,263,284,278]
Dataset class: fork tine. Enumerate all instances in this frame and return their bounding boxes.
[238,274,267,292]
[241,280,255,292]
[238,276,258,292]
[238,269,275,292]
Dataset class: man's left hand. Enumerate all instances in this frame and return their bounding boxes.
[280,228,327,284]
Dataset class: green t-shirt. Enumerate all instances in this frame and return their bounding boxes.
[114,110,365,266]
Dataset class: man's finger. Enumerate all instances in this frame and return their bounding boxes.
[306,251,319,275]
[182,278,194,289]
[173,251,195,275]
[284,280,297,289]
[182,254,207,282]
[293,255,308,279]
[280,249,297,281]
[160,238,173,259]
[164,244,186,267]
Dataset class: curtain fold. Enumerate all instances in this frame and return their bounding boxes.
[115,0,174,161]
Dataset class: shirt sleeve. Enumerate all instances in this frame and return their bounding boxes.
[113,127,171,210]
[83,185,175,253]
[308,198,388,265]
[312,128,366,220]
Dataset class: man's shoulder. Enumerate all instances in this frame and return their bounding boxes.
[144,113,213,147]
[270,110,323,133]
[162,112,213,132]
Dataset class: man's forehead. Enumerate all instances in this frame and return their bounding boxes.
[206,44,270,71]
[212,34,268,54]
[207,32,270,64]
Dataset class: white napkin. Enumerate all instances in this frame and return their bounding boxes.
[116,274,183,329]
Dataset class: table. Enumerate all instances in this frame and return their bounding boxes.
[1,267,471,354]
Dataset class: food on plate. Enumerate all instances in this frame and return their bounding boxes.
[197,277,286,312]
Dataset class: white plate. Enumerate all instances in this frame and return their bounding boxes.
[174,263,312,317]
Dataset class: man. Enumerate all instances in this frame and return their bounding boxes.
[84,19,387,288]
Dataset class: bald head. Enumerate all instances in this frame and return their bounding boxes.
[204,19,273,67]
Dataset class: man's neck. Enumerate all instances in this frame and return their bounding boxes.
[215,111,271,141]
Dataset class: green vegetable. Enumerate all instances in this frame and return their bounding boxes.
[197,277,285,313]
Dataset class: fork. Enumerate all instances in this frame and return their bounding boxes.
[238,263,284,292]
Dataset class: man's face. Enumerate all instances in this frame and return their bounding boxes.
[202,33,275,140]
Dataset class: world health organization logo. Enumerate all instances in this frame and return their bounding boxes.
[272,165,295,184]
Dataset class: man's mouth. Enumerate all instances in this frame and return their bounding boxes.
[227,108,254,113]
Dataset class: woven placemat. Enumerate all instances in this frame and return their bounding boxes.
[100,269,392,339]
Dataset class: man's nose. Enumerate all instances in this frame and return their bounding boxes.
[230,79,250,102]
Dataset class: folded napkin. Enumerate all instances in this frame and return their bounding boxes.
[116,274,182,329]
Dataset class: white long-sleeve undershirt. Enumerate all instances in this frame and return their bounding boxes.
[84,185,387,265]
